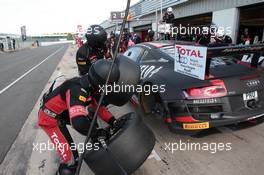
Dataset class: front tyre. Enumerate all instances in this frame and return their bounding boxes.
[84,112,156,175]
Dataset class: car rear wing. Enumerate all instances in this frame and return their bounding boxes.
[205,44,264,75]
[173,43,264,80]
[207,44,264,64]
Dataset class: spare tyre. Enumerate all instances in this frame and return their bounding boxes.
[84,112,155,175]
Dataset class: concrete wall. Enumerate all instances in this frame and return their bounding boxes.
[17,41,34,49]
[0,39,34,52]
[40,40,74,46]
[212,8,240,43]
[172,0,264,19]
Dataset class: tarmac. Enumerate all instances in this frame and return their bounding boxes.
[1,44,264,175]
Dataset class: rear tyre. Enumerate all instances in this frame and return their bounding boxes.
[84,112,155,175]
[140,91,165,118]
[140,91,155,114]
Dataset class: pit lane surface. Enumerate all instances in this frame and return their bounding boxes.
[0,44,68,163]
[134,109,264,175]
[1,45,263,175]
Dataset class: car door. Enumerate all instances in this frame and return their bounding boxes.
[139,49,168,80]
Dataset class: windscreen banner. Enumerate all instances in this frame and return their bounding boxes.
[174,45,207,80]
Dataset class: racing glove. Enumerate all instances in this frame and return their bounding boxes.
[87,106,95,119]
[108,117,126,130]
[91,128,110,145]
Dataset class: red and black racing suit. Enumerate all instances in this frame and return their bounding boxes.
[38,77,114,165]
[76,42,107,75]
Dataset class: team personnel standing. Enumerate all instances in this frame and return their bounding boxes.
[163,7,175,24]
[162,7,175,40]
[12,39,16,50]
[76,25,108,75]
[0,40,4,51]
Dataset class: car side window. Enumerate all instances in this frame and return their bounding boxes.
[141,49,171,63]
[140,50,149,62]
[124,47,144,62]
[124,49,132,57]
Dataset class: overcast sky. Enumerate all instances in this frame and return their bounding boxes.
[0,0,140,35]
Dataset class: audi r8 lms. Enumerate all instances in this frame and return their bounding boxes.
[124,41,264,134]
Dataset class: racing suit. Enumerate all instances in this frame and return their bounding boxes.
[38,77,114,165]
[76,42,107,75]
[162,12,175,24]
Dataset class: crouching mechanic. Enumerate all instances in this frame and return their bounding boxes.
[38,59,122,175]
[76,24,108,76]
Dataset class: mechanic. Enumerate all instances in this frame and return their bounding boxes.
[163,7,175,24]
[145,29,155,42]
[38,59,123,175]
[76,24,108,76]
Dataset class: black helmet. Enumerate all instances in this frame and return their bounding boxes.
[224,35,232,44]
[103,55,140,106]
[85,25,107,48]
[84,59,120,90]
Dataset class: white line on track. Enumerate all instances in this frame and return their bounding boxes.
[0,46,65,95]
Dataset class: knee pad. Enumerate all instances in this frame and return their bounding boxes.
[38,110,58,127]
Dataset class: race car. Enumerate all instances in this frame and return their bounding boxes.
[123,41,264,134]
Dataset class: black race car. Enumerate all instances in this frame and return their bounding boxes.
[124,41,264,134]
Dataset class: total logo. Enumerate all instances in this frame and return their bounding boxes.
[176,56,188,64]
[175,45,204,58]
[246,79,260,87]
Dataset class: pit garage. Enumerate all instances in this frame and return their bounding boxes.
[172,13,212,27]
[133,23,152,42]
[239,2,264,44]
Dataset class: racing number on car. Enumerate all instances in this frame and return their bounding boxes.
[140,65,163,79]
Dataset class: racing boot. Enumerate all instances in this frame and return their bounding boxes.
[57,163,77,175]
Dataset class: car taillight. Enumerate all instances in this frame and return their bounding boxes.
[184,79,227,99]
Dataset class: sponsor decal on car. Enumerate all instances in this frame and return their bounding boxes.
[174,45,208,80]
[222,46,264,53]
[140,65,163,79]
[183,122,209,130]
[246,79,260,87]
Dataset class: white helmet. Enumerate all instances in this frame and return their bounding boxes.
[167,7,173,13]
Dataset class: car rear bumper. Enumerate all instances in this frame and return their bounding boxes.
[165,90,264,132]
[169,109,264,132]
